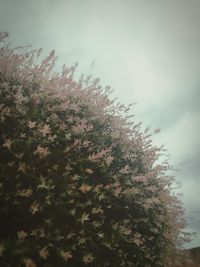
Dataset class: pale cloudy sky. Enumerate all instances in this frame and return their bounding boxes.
[0,0,200,248]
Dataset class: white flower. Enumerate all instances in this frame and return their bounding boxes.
[59,122,67,130]
[93,221,101,227]
[92,207,104,214]
[64,146,70,153]
[119,164,130,174]
[2,139,13,149]
[83,254,94,264]
[85,168,94,174]
[105,156,114,166]
[28,121,36,129]
[97,232,104,238]
[0,105,11,122]
[89,147,111,162]
[39,246,49,259]
[72,174,80,181]
[113,187,122,197]
[48,134,56,142]
[20,133,26,138]
[82,140,90,147]
[70,209,76,215]
[37,175,49,190]
[120,225,131,236]
[29,201,39,214]
[34,145,50,158]
[80,213,90,224]
[133,233,143,246]
[78,237,86,245]
[39,124,51,137]
[17,188,33,197]
[23,259,37,267]
[61,250,73,261]
[18,162,27,173]
[14,153,23,159]
[80,184,92,193]
[17,230,28,239]
[15,93,28,105]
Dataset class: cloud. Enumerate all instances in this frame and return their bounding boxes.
[154,110,200,159]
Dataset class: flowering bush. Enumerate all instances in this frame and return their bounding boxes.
[0,32,190,267]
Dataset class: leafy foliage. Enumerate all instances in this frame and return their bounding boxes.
[0,32,190,267]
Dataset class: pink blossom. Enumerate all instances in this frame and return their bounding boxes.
[23,259,37,267]
[105,156,114,166]
[83,254,94,264]
[61,250,73,261]
[39,124,51,137]
[2,139,13,149]
[34,145,50,158]
[85,168,94,174]
[29,201,39,214]
[39,246,49,260]
[17,230,28,239]
[119,164,130,174]
[80,184,92,193]
[18,162,27,173]
[89,147,111,162]
[28,121,36,129]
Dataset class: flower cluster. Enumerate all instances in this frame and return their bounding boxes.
[0,32,191,267]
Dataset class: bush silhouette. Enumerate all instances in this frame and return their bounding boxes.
[0,32,190,267]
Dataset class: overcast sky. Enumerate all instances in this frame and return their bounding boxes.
[0,0,199,248]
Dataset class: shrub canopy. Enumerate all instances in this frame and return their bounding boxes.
[0,32,190,267]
